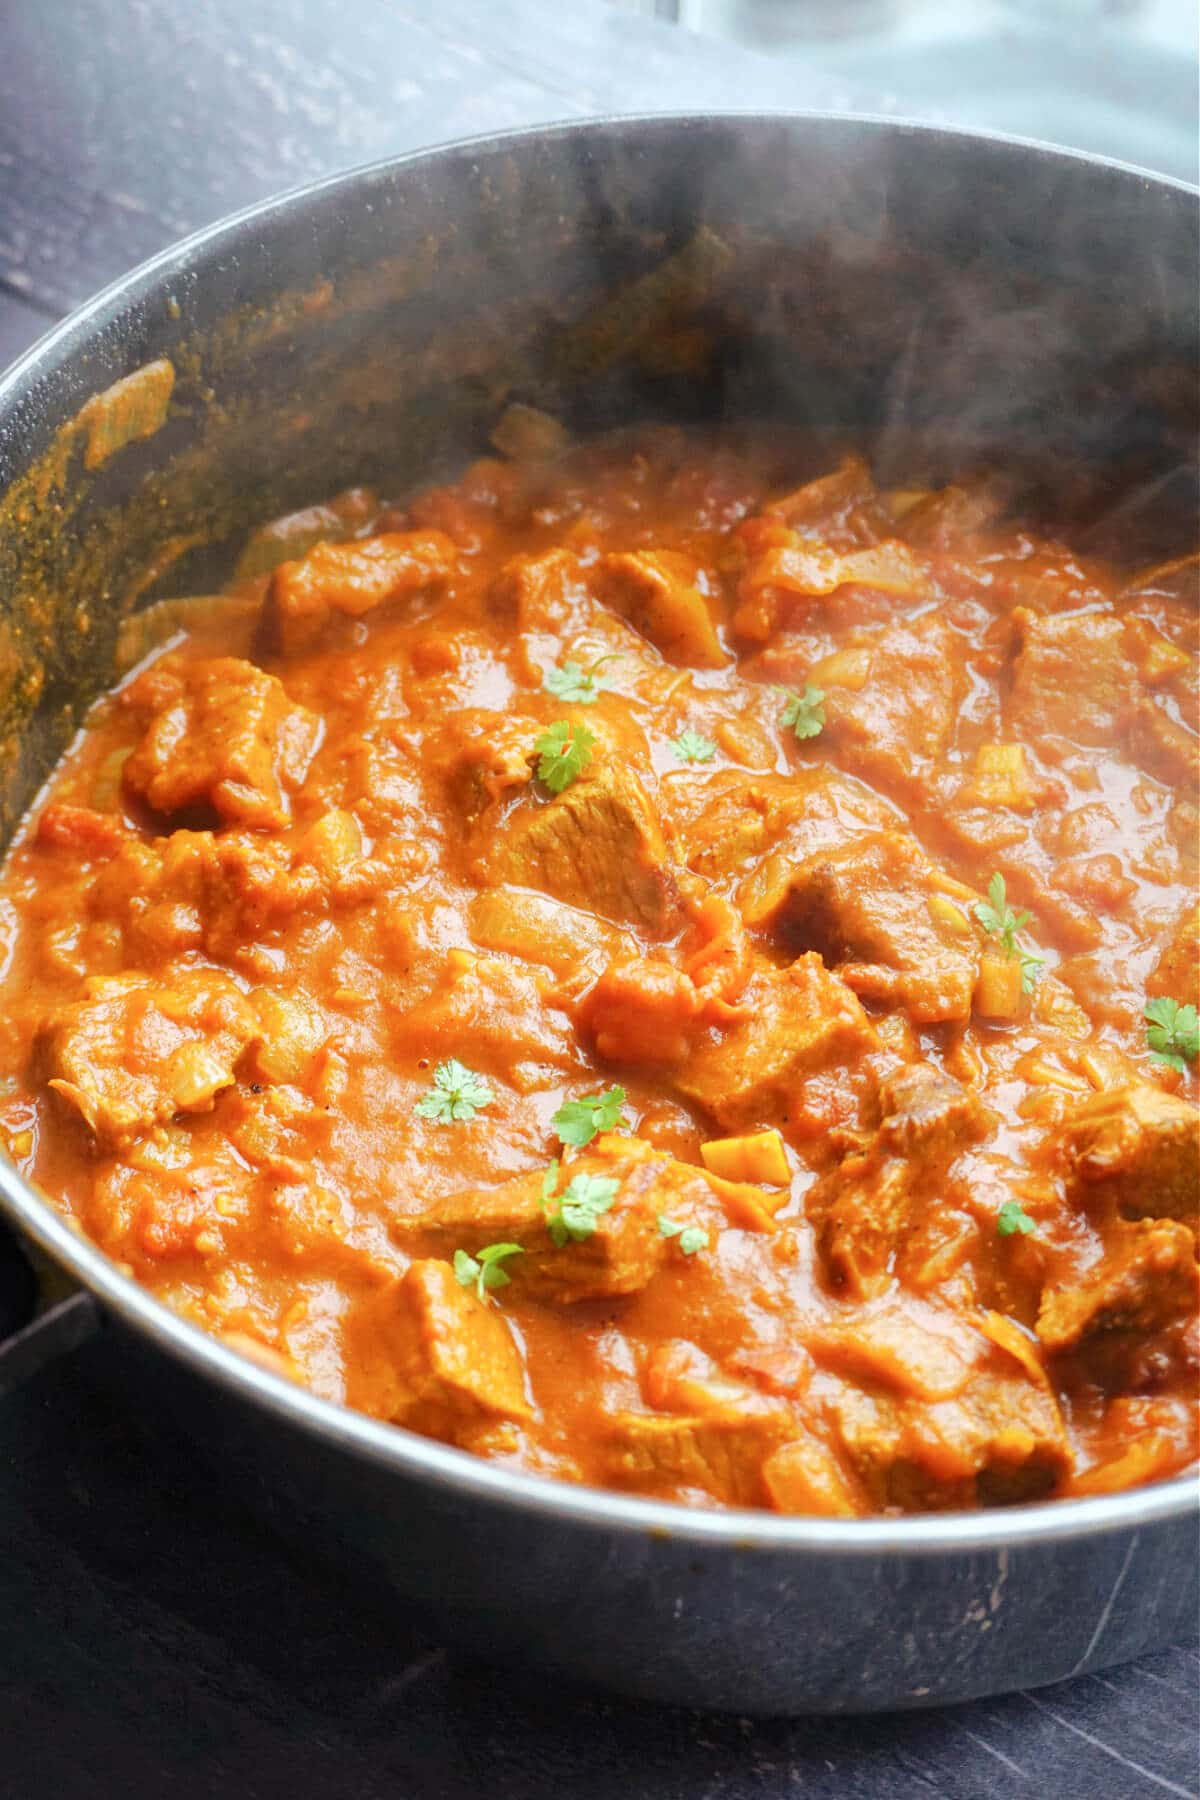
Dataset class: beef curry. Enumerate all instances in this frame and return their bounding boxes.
[0,422,1196,1516]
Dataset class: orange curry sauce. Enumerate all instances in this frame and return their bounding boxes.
[0,426,1196,1515]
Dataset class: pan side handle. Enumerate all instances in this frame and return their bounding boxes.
[0,1222,100,1395]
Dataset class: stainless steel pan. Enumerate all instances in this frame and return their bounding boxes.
[0,114,1196,1715]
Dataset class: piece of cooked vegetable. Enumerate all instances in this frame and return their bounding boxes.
[532,719,596,793]
[974,872,1044,1002]
[699,1130,790,1187]
[415,1059,495,1124]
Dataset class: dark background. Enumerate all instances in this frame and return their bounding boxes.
[0,2,1196,1795]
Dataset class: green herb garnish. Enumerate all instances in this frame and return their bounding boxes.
[541,1169,619,1247]
[543,654,619,706]
[658,1214,710,1256]
[780,684,826,742]
[672,727,718,764]
[533,720,596,793]
[997,1200,1036,1238]
[1144,997,1199,1076]
[453,1242,524,1303]
[415,1059,495,1124]
[975,872,1044,994]
[552,1085,627,1149]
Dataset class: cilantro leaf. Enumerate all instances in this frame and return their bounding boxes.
[453,1241,524,1304]
[975,871,1043,993]
[552,1084,627,1149]
[543,654,618,706]
[975,872,1032,956]
[1145,996,1199,1075]
[658,1214,710,1256]
[415,1058,495,1124]
[533,720,596,793]
[780,684,826,742]
[997,1199,1036,1237]
[543,1171,619,1247]
[672,727,717,764]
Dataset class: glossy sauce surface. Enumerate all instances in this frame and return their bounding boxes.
[0,425,1196,1515]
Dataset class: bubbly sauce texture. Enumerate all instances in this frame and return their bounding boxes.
[1,425,1197,1515]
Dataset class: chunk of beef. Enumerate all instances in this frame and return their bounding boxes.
[827,1349,1071,1509]
[596,549,728,668]
[1008,607,1130,751]
[743,830,980,1025]
[763,454,887,547]
[1149,901,1200,1004]
[424,707,534,819]
[675,956,879,1132]
[343,1259,531,1434]
[392,952,578,1089]
[400,1137,719,1304]
[123,655,319,829]
[599,1406,792,1507]
[1054,1084,1199,1226]
[807,1066,988,1299]
[485,756,681,932]
[820,611,965,800]
[675,766,899,886]
[486,548,594,639]
[42,969,259,1147]
[1037,1219,1198,1355]
[265,528,457,656]
[1128,692,1199,796]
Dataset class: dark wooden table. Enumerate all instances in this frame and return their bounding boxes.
[0,4,1196,1796]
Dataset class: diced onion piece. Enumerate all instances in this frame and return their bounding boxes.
[968,743,1036,810]
[807,647,873,691]
[975,950,1023,1019]
[1031,977,1091,1041]
[700,1129,790,1187]
[489,403,570,462]
[1021,1056,1091,1094]
[882,487,933,520]
[927,893,973,938]
[700,1172,783,1231]
[1071,1435,1178,1495]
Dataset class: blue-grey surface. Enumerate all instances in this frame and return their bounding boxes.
[0,2,1196,1794]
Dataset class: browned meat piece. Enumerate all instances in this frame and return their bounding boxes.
[423,707,535,819]
[486,548,594,639]
[399,1136,721,1304]
[763,454,887,547]
[1008,606,1131,751]
[828,1351,1071,1509]
[485,756,681,932]
[265,528,457,656]
[343,1259,532,1434]
[123,655,319,829]
[1037,1219,1198,1355]
[599,1407,792,1506]
[820,611,965,800]
[1149,901,1200,1004]
[675,955,879,1131]
[675,766,899,885]
[391,952,579,1088]
[1054,1084,1199,1226]
[807,1066,988,1299]
[596,549,729,668]
[1128,692,1199,795]
[42,969,260,1147]
[743,830,980,1025]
